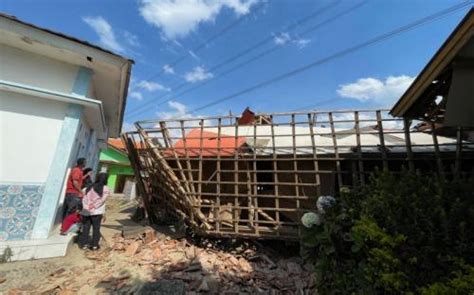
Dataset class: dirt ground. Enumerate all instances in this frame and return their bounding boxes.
[0,197,315,294]
[0,197,151,294]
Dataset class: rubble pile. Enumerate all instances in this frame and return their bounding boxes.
[5,228,316,294]
[108,228,317,294]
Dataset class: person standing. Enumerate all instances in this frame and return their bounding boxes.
[62,158,86,220]
[79,173,110,250]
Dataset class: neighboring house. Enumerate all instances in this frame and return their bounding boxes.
[0,14,133,260]
[99,138,135,196]
[391,8,474,130]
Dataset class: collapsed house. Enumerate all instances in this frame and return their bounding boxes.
[124,109,474,240]
[124,10,474,240]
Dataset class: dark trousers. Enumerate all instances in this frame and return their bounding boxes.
[62,193,82,220]
[79,215,102,248]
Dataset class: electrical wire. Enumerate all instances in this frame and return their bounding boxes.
[141,0,269,83]
[182,1,471,115]
[126,0,350,118]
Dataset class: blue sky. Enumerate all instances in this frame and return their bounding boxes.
[2,0,472,129]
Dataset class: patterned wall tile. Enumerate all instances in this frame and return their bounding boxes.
[0,184,44,241]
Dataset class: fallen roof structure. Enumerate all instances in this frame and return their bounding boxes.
[124,109,474,240]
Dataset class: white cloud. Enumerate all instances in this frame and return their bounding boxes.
[122,121,135,132]
[274,32,311,49]
[156,101,201,137]
[139,0,259,39]
[157,100,200,120]
[124,31,140,47]
[83,16,125,53]
[168,101,188,116]
[294,38,310,49]
[184,66,213,83]
[274,32,291,45]
[130,91,144,100]
[137,80,171,92]
[337,75,415,104]
[163,64,175,74]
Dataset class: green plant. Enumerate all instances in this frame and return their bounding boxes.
[301,170,474,294]
[0,246,13,263]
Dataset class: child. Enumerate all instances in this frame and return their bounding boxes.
[61,208,82,235]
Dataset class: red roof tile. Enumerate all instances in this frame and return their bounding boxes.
[165,129,247,157]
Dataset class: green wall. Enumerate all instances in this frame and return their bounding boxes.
[100,147,134,192]
[100,148,130,164]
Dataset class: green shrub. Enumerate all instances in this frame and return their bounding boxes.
[0,246,12,263]
[301,170,474,294]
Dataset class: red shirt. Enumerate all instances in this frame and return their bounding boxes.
[66,167,83,195]
[61,212,81,233]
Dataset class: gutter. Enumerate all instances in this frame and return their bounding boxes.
[117,60,133,136]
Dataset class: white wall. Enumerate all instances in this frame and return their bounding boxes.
[0,91,67,183]
[0,44,79,94]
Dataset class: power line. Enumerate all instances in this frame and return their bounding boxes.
[126,0,341,117]
[127,0,351,118]
[289,98,344,112]
[151,1,367,110]
[182,1,471,115]
[141,1,268,83]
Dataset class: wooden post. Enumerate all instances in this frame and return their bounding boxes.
[198,119,204,215]
[270,115,280,231]
[252,120,259,236]
[216,118,222,233]
[233,119,240,233]
[308,113,321,196]
[291,114,301,237]
[403,117,415,172]
[455,126,462,175]
[376,110,388,170]
[431,122,444,178]
[354,111,365,185]
[328,112,343,187]
[180,120,196,224]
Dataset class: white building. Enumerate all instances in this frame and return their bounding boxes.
[0,13,133,260]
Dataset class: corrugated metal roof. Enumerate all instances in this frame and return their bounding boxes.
[176,126,472,156]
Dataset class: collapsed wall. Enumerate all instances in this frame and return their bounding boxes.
[123,109,474,240]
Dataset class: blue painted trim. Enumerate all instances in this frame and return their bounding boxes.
[71,67,93,96]
[31,67,92,240]
[31,104,83,239]
[0,79,97,104]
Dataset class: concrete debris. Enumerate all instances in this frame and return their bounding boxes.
[105,230,317,293]
[5,227,313,294]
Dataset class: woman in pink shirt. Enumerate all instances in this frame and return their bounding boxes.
[78,172,110,251]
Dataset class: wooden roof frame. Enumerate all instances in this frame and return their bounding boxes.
[391,8,474,117]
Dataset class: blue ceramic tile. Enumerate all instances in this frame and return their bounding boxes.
[0,184,44,241]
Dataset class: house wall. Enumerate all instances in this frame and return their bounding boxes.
[107,165,134,193]
[99,148,130,164]
[0,91,68,241]
[0,91,67,182]
[0,44,79,94]
[0,44,99,241]
[99,148,133,192]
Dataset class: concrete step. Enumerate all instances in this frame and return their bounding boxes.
[0,233,75,261]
